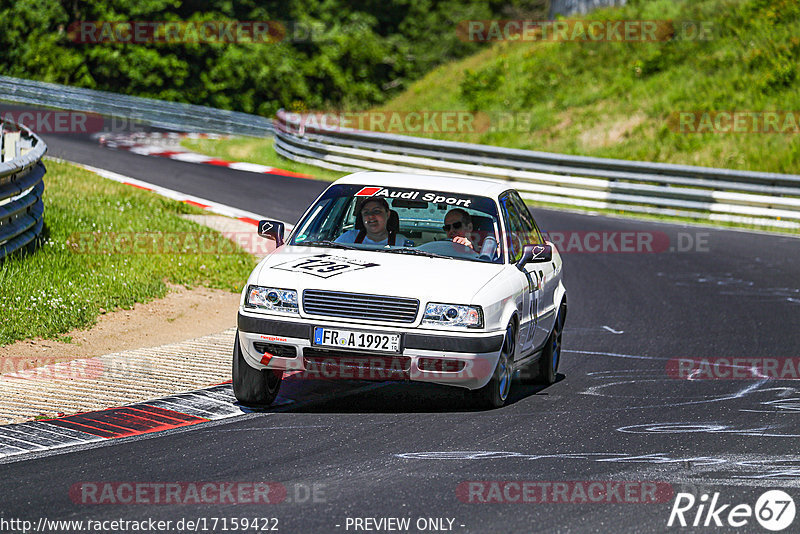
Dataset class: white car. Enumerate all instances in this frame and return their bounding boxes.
[234,171,567,408]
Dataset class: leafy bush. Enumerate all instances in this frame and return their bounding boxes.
[0,0,545,115]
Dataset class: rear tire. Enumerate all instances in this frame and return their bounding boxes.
[467,323,515,409]
[232,331,282,407]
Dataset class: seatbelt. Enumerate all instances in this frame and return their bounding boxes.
[355,230,396,245]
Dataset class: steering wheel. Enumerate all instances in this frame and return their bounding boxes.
[417,240,480,257]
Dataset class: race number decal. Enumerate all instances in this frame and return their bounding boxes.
[272,254,379,278]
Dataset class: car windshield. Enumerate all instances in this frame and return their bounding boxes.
[290,184,504,263]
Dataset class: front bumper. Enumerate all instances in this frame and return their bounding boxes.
[237,312,504,390]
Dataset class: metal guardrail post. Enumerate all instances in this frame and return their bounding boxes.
[2,131,20,162]
[0,119,47,259]
[549,0,627,18]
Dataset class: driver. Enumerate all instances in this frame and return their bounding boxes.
[336,197,408,246]
[443,208,475,250]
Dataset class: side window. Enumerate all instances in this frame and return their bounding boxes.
[500,194,525,263]
[510,192,543,244]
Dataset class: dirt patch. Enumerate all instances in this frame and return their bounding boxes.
[552,114,573,134]
[579,113,647,149]
[225,139,264,161]
[0,285,241,370]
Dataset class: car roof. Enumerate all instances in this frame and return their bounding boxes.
[332,171,512,198]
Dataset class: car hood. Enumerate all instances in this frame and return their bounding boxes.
[251,245,503,304]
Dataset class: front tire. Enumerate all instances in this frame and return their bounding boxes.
[468,323,515,409]
[232,331,283,407]
[535,308,564,385]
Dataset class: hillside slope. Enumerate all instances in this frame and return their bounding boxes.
[376,0,800,174]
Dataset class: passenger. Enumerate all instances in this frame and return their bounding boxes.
[336,197,408,246]
[443,208,475,250]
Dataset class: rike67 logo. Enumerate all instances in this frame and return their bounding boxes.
[668,490,795,531]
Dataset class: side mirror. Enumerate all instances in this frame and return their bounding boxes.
[258,220,285,247]
[516,244,551,270]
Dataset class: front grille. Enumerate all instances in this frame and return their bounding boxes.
[303,347,410,380]
[253,342,297,358]
[303,290,419,323]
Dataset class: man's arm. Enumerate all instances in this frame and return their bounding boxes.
[452,236,474,249]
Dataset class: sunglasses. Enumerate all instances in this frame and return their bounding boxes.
[442,221,464,231]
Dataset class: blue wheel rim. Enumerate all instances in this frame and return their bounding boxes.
[552,335,559,372]
[499,358,510,400]
[552,310,562,373]
[498,327,513,401]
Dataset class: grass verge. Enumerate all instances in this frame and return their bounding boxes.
[0,159,257,346]
[180,136,346,182]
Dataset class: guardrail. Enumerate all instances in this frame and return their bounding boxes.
[273,110,800,229]
[549,0,626,18]
[0,119,47,259]
[0,76,273,137]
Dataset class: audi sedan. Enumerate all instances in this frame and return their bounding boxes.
[234,171,566,408]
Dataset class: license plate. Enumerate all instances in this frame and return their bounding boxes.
[313,327,401,353]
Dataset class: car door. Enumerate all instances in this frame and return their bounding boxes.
[510,192,556,350]
[499,193,537,357]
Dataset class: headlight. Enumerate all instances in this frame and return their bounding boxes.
[245,286,298,314]
[422,303,483,329]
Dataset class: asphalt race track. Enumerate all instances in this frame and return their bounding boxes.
[1,126,799,533]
